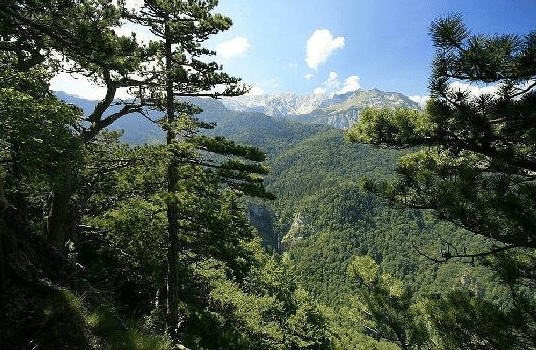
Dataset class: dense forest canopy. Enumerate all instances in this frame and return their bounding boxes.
[0,2,535,350]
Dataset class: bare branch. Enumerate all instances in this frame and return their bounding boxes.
[412,241,518,264]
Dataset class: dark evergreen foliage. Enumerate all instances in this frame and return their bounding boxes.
[2,3,535,350]
[347,13,536,349]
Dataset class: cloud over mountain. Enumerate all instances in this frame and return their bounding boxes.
[338,76,361,94]
[409,95,430,107]
[314,71,361,95]
[305,29,345,71]
[314,71,339,94]
[216,36,251,59]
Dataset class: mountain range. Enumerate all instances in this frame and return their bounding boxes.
[221,89,420,129]
[56,88,421,141]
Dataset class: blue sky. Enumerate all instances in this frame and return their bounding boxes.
[207,0,536,100]
[51,0,536,100]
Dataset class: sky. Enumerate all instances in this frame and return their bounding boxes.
[51,0,536,101]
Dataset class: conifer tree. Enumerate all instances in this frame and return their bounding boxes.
[347,14,536,252]
[0,0,149,248]
[347,14,536,348]
[121,0,272,337]
[346,256,427,350]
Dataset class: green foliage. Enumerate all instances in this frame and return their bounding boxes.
[0,68,81,175]
[206,252,332,350]
[87,306,173,350]
[347,256,380,285]
[345,14,536,349]
[346,256,427,350]
[246,118,510,349]
[346,107,433,148]
[347,14,536,250]
[0,64,82,233]
[0,0,149,247]
[5,2,535,349]
[39,288,173,350]
[0,1,331,350]
[421,291,525,350]
[261,125,486,299]
[76,125,333,349]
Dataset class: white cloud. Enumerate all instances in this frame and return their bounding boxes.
[337,75,361,94]
[305,29,345,71]
[112,0,142,10]
[443,80,536,102]
[50,72,132,100]
[313,71,339,95]
[409,95,430,107]
[122,0,143,9]
[247,85,265,95]
[304,74,314,81]
[313,86,328,95]
[326,71,339,88]
[408,81,504,108]
[313,71,361,95]
[410,81,509,108]
[112,23,156,44]
[449,81,500,97]
[216,36,251,59]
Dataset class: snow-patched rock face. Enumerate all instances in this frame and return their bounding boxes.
[222,89,421,129]
[221,92,332,117]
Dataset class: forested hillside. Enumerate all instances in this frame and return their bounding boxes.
[199,112,515,349]
[44,79,536,350]
[0,1,332,349]
[1,1,535,350]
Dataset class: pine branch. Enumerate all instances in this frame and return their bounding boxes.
[412,241,518,263]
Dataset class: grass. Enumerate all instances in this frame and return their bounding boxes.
[45,288,174,350]
[87,306,173,350]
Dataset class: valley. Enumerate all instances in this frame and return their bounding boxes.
[2,3,535,349]
[59,89,510,342]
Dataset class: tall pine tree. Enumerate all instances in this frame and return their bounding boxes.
[121,0,272,337]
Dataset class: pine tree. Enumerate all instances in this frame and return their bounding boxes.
[0,0,150,248]
[121,0,273,337]
[347,14,536,348]
[348,14,536,252]
[346,256,427,350]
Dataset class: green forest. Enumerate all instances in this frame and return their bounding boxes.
[1,1,535,350]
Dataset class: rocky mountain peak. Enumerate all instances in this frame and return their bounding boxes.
[221,92,332,117]
[222,89,419,120]
[221,89,420,129]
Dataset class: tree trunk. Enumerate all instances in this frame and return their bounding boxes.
[164,21,180,338]
[0,176,9,211]
[166,185,180,337]
[0,177,9,293]
[44,154,73,251]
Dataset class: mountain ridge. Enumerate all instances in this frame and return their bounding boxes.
[54,87,422,145]
[222,88,421,129]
